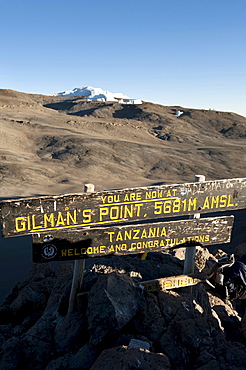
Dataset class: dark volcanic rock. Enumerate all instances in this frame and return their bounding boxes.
[46,342,100,370]
[9,285,47,322]
[132,292,166,342]
[1,252,246,370]
[87,272,145,346]
[54,312,88,353]
[90,345,171,370]
[0,337,24,370]
[0,305,14,325]
[67,343,100,369]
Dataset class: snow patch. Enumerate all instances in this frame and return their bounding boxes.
[54,86,142,104]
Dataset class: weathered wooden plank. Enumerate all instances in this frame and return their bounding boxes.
[1,177,245,237]
[77,272,207,298]
[32,216,234,263]
[139,274,203,291]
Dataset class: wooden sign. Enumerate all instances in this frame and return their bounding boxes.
[32,216,234,263]
[1,177,245,237]
[139,274,204,292]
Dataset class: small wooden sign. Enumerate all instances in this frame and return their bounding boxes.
[32,215,234,263]
[139,274,203,291]
[1,177,244,237]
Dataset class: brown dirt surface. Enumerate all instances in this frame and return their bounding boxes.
[0,89,245,198]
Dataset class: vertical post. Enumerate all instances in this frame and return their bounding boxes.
[68,183,95,313]
[183,175,205,292]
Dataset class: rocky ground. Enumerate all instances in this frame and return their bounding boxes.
[1,245,246,369]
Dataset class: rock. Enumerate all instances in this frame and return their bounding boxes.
[169,246,186,261]
[81,256,128,292]
[28,262,54,280]
[20,315,56,369]
[241,310,246,339]
[45,354,72,370]
[67,343,100,369]
[0,337,24,369]
[0,305,13,325]
[54,312,88,353]
[168,246,216,272]
[54,263,73,278]
[1,285,19,306]
[136,255,183,280]
[225,344,246,369]
[0,334,5,346]
[194,246,216,272]
[156,290,192,325]
[1,252,246,370]
[132,291,166,342]
[83,254,183,291]
[207,292,242,341]
[1,264,55,325]
[157,290,231,369]
[87,272,144,346]
[159,316,210,369]
[235,242,246,258]
[46,343,100,369]
[90,346,171,370]
[44,265,73,315]
[181,283,227,335]
[0,324,13,341]
[196,359,220,370]
[13,263,54,294]
[10,285,47,322]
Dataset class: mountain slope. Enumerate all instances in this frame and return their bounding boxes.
[0,89,245,199]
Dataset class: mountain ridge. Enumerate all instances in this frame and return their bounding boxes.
[0,88,245,199]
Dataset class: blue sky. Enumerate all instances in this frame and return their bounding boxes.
[0,0,245,116]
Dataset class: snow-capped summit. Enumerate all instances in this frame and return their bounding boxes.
[54,86,142,104]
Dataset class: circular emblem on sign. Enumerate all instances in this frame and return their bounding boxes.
[41,244,57,259]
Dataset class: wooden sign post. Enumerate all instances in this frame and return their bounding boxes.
[68,184,95,313]
[183,175,205,292]
[183,175,205,274]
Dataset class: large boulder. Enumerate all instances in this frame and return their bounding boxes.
[90,346,171,370]
[67,343,100,369]
[132,291,166,342]
[46,343,100,370]
[0,263,55,325]
[44,263,73,315]
[54,312,88,354]
[87,272,145,346]
[207,292,242,340]
[9,284,47,322]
